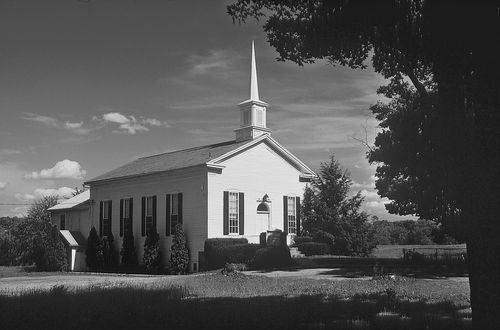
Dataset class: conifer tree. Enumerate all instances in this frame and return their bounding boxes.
[86,227,103,269]
[143,227,161,273]
[120,232,137,266]
[170,223,189,274]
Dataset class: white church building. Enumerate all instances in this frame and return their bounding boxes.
[49,42,316,271]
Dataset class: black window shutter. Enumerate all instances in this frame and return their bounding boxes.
[141,197,146,237]
[109,201,112,237]
[99,201,103,237]
[223,191,229,235]
[166,194,171,236]
[178,193,183,224]
[283,196,288,234]
[296,196,301,236]
[120,199,124,237]
[129,198,133,235]
[152,195,157,232]
[238,192,244,235]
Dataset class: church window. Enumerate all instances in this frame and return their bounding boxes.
[60,214,66,230]
[243,110,250,126]
[145,196,154,233]
[120,198,133,237]
[166,193,183,236]
[287,197,297,234]
[229,192,239,234]
[256,109,263,126]
[100,200,112,237]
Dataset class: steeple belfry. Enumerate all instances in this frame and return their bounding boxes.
[235,41,271,142]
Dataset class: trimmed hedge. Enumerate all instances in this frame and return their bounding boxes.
[292,236,314,246]
[297,242,331,256]
[223,243,260,264]
[204,238,249,269]
[250,246,292,270]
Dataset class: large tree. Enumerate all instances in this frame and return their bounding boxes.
[11,196,67,271]
[228,1,500,327]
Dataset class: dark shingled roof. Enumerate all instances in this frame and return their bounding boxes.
[86,139,250,183]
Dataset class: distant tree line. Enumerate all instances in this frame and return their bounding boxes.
[369,219,461,246]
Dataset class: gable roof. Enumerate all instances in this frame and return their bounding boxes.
[48,190,90,211]
[85,135,316,184]
[85,139,250,184]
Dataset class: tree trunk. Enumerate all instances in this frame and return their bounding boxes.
[466,53,500,329]
[466,199,500,329]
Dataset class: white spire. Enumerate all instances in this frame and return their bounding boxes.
[235,41,270,142]
[250,40,259,101]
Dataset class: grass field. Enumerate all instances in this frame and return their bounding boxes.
[0,268,471,329]
[371,244,467,259]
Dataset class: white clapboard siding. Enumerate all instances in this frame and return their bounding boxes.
[90,165,208,267]
[208,141,306,242]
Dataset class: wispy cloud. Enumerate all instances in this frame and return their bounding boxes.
[96,112,171,134]
[0,149,22,156]
[15,186,75,201]
[0,181,7,190]
[21,113,94,135]
[186,49,242,76]
[24,159,86,180]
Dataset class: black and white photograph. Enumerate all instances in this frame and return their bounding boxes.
[0,1,498,329]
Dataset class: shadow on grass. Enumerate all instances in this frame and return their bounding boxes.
[249,263,467,280]
[0,284,471,330]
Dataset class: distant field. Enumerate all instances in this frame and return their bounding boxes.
[371,244,467,259]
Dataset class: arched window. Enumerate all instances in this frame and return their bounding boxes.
[257,202,270,213]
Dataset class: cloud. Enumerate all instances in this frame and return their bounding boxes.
[15,192,36,201]
[64,122,83,129]
[21,113,59,127]
[34,187,75,198]
[98,112,170,134]
[0,149,22,156]
[142,118,170,127]
[21,113,93,135]
[25,160,86,180]
[101,112,148,134]
[0,181,7,190]
[186,50,238,76]
[359,189,380,200]
[15,187,75,201]
[364,199,390,212]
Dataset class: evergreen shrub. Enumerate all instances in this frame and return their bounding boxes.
[292,236,314,246]
[250,246,292,269]
[204,238,248,269]
[143,228,161,273]
[86,227,103,270]
[297,242,331,256]
[120,233,137,267]
[170,224,190,274]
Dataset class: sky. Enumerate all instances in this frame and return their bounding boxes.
[0,0,415,221]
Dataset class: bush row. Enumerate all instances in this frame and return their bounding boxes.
[204,237,293,270]
[296,242,331,256]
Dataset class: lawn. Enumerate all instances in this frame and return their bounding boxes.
[0,269,471,329]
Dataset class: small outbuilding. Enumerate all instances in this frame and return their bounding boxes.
[48,190,90,271]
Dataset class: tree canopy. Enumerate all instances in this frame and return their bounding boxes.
[228,1,500,326]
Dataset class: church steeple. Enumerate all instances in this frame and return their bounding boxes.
[250,41,259,101]
[235,41,271,142]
